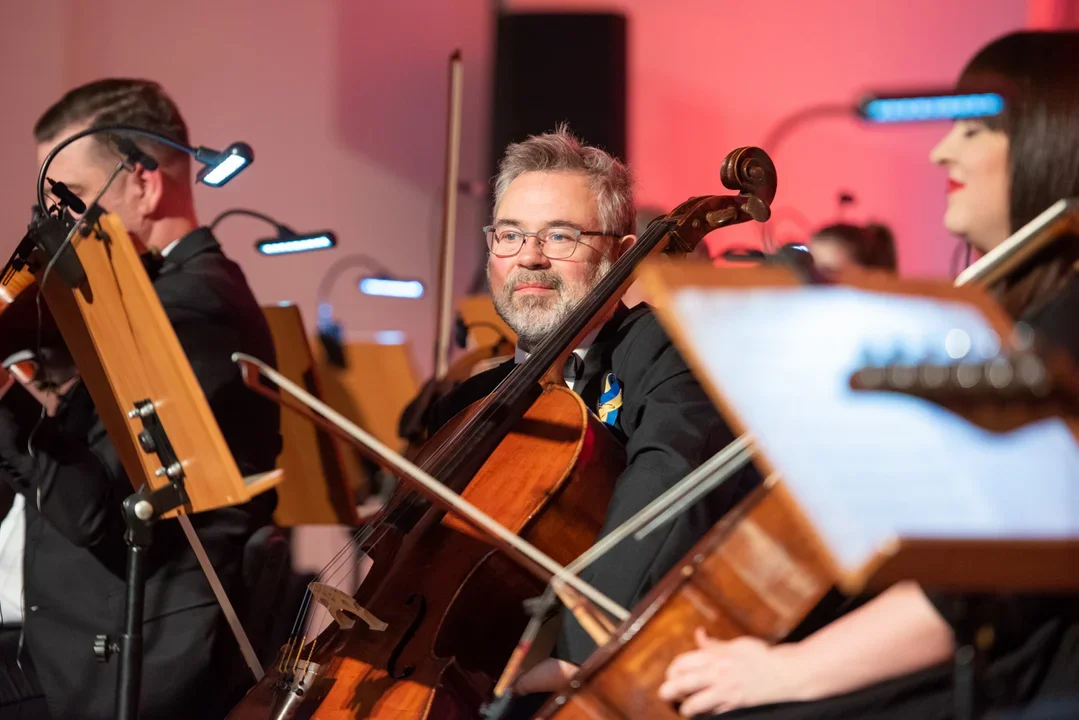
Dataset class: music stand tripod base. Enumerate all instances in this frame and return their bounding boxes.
[93,399,191,720]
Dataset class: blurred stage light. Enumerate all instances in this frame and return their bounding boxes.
[358,277,425,299]
[857,91,1005,123]
[256,232,337,256]
[195,142,254,187]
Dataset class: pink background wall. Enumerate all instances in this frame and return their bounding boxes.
[0,0,495,379]
[508,0,1027,275]
[0,1,1055,378]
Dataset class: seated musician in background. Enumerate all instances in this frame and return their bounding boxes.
[427,126,761,709]
[808,221,898,276]
[0,79,281,719]
[659,30,1079,719]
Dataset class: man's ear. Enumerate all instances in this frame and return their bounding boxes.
[132,165,165,218]
[615,234,638,260]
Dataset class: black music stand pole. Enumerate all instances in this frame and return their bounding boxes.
[117,496,152,719]
[107,481,187,720]
[93,398,190,720]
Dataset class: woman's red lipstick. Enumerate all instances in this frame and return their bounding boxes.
[947,178,965,194]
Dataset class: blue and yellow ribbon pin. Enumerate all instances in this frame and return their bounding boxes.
[597,372,622,426]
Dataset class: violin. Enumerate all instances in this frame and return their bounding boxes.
[227,147,777,719]
[0,211,74,380]
[532,197,1079,720]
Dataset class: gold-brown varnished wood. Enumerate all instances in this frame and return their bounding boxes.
[442,385,624,566]
[37,214,275,512]
[314,339,420,500]
[537,480,833,719]
[262,303,361,526]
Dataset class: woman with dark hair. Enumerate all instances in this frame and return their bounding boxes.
[657,30,1079,719]
[810,222,898,275]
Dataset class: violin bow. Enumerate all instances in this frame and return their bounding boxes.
[433,50,464,379]
[955,197,1078,288]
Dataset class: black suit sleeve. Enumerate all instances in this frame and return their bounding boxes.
[558,315,758,664]
[0,263,279,550]
[0,382,125,548]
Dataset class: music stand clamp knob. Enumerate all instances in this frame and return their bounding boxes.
[93,635,119,663]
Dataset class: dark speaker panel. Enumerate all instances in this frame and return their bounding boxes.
[491,12,628,176]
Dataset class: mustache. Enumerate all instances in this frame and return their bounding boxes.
[506,269,564,292]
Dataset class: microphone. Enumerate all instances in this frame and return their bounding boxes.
[45,179,87,214]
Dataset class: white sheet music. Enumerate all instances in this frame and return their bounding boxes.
[671,285,1079,572]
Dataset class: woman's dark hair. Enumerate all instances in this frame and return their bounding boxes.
[957,31,1079,318]
[812,222,898,272]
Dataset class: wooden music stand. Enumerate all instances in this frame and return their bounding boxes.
[457,293,517,348]
[634,261,1079,720]
[638,261,1079,594]
[313,336,420,503]
[27,212,281,719]
[262,303,360,526]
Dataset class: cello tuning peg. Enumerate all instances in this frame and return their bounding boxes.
[918,363,950,389]
[886,363,917,389]
[740,195,771,223]
[704,207,738,228]
[985,356,1015,389]
[1015,353,1048,393]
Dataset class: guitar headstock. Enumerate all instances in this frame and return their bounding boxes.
[849,324,1079,431]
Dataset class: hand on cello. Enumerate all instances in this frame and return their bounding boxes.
[512,658,579,695]
[658,628,805,716]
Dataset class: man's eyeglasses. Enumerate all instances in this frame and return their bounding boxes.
[483,225,614,260]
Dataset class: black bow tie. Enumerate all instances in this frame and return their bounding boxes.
[140,249,164,279]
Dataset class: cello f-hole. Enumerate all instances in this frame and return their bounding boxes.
[387,593,427,680]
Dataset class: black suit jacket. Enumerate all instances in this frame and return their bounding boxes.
[0,227,281,719]
[430,304,761,665]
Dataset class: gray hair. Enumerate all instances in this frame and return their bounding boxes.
[493,125,635,236]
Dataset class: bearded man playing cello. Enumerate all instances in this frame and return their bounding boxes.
[427,126,761,714]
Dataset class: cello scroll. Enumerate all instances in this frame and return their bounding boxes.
[663,146,778,255]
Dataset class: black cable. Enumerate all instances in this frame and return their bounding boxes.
[36,124,198,214]
[209,207,289,234]
[455,319,509,349]
[315,254,395,310]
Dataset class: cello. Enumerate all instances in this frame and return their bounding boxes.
[227,147,778,719]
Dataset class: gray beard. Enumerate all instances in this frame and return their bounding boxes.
[489,255,613,352]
